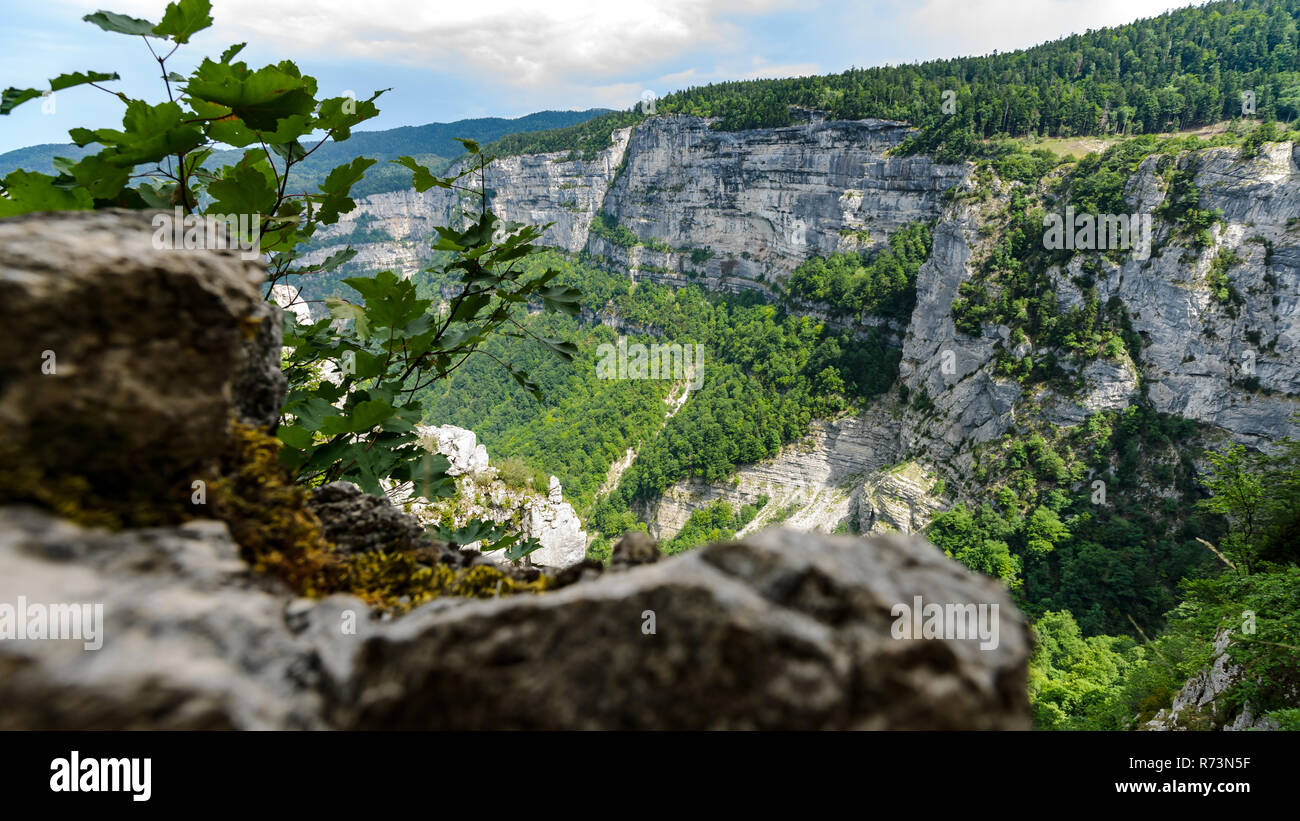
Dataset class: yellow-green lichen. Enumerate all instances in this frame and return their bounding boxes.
[337,552,547,615]
[2,422,548,613]
[208,421,336,595]
[212,423,548,610]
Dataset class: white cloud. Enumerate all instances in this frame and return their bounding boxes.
[56,0,797,86]
[578,60,821,111]
[42,0,1208,120]
[899,0,1205,60]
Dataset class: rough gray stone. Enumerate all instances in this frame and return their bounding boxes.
[0,504,1030,730]
[309,481,430,556]
[0,209,284,509]
[0,506,324,730]
[233,299,288,431]
[610,529,660,568]
[323,528,1031,730]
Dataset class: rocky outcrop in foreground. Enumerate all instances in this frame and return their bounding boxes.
[0,505,1030,730]
[323,527,1029,730]
[0,210,284,520]
[0,209,1030,730]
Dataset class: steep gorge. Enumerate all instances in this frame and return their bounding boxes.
[302,115,1300,547]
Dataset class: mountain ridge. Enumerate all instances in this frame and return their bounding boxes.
[0,108,611,197]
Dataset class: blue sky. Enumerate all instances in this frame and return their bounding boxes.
[0,0,1201,154]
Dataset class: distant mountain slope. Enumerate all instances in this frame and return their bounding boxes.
[0,108,610,196]
[0,143,98,176]
[313,109,612,160]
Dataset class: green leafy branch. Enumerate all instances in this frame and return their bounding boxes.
[2,1,585,564]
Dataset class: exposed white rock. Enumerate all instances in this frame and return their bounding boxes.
[392,425,587,568]
[521,493,587,568]
[271,283,314,325]
[858,462,944,535]
[417,424,490,476]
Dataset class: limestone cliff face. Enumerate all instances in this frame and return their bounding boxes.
[895,141,1300,463]
[303,188,452,275]
[588,114,965,292]
[479,126,633,252]
[300,127,632,275]
[1117,143,1300,447]
[300,114,964,294]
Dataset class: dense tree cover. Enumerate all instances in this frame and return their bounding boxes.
[482,110,644,160]
[928,406,1216,636]
[926,502,1026,590]
[1029,435,1300,729]
[587,210,642,248]
[1199,440,1300,570]
[785,221,932,321]
[403,249,899,521]
[418,315,673,512]
[361,249,902,535]
[411,255,674,512]
[591,304,899,536]
[475,1,1300,162]
[660,499,765,555]
[696,0,1300,137]
[1029,610,1143,730]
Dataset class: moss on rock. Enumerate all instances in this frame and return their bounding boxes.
[2,420,546,614]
